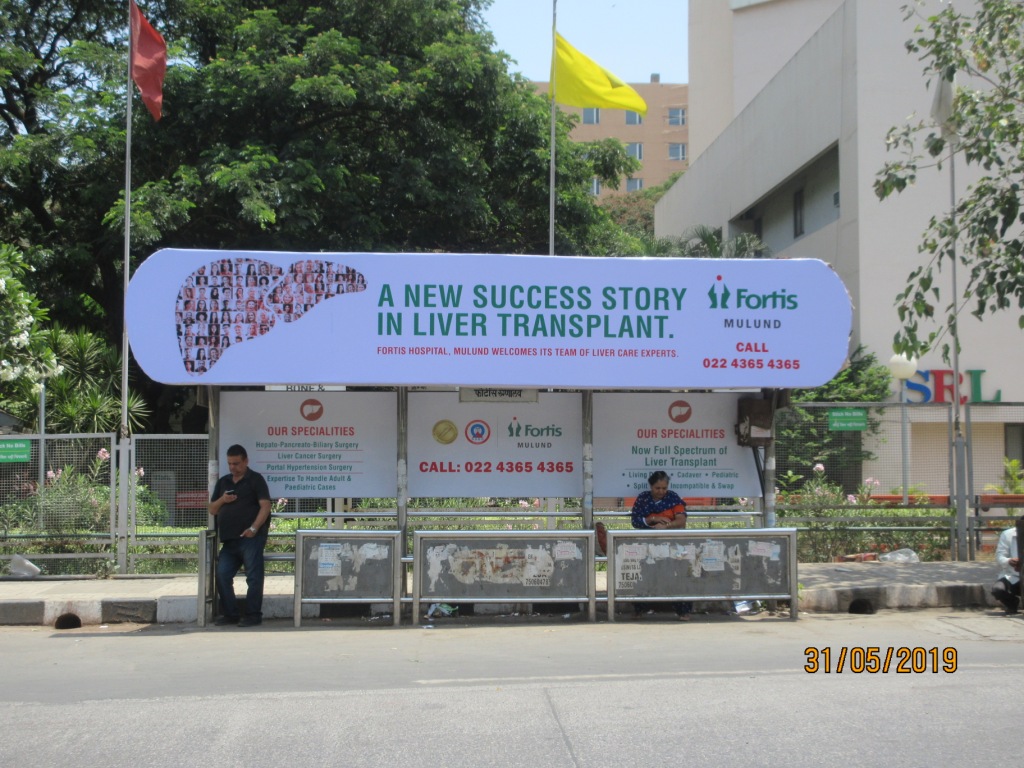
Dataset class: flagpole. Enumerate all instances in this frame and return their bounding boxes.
[549,0,558,256]
[118,2,135,574]
[122,2,133,440]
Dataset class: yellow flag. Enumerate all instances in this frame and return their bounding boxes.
[551,32,647,115]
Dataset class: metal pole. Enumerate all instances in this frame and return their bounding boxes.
[117,1,136,576]
[116,436,130,573]
[948,146,968,560]
[37,380,45,489]
[397,386,408,549]
[36,381,46,528]
[582,390,593,530]
[548,0,558,256]
[900,380,909,505]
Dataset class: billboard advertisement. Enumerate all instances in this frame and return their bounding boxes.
[126,250,852,389]
[218,391,397,498]
[407,392,583,497]
[592,392,761,498]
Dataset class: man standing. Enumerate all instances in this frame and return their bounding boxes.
[209,444,272,626]
[991,523,1020,615]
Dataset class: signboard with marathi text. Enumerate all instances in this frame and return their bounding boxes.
[0,439,31,463]
[126,250,852,389]
[828,408,868,431]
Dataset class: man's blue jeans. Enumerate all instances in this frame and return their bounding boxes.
[216,534,267,620]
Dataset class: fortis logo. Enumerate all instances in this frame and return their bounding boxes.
[708,275,798,310]
[507,417,562,438]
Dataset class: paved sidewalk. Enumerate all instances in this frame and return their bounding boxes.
[0,560,1002,626]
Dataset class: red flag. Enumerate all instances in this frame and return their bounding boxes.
[130,1,167,121]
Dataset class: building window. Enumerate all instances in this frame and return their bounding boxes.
[669,143,687,161]
[590,177,601,196]
[668,107,686,126]
[583,108,600,125]
[626,110,643,125]
[793,189,805,238]
[627,178,644,192]
[626,142,643,161]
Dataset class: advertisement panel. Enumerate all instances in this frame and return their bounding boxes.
[219,391,397,497]
[592,392,761,498]
[126,249,851,388]
[407,391,582,497]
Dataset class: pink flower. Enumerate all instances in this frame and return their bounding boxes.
[46,470,56,481]
[518,500,530,508]
[813,463,825,473]
[847,495,856,503]
[134,466,145,478]
[96,448,110,461]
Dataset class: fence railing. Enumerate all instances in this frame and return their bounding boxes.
[2,416,1019,575]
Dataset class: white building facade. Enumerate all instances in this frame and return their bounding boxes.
[656,0,1020,494]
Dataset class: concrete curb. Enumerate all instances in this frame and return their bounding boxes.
[0,563,1003,626]
[800,583,993,613]
[0,586,998,627]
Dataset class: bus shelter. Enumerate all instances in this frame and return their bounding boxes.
[127,249,852,624]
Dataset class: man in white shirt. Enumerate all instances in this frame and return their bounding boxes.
[991,525,1020,615]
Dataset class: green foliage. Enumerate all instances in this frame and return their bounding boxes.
[2,452,113,533]
[667,224,770,259]
[1,325,151,433]
[599,179,772,259]
[2,1,645,429]
[792,346,893,403]
[985,457,1024,494]
[0,449,166,535]
[776,347,893,492]
[0,245,59,401]
[776,464,951,562]
[875,0,1024,359]
[599,172,683,239]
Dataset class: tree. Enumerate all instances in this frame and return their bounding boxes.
[1,0,639,429]
[875,0,1024,359]
[775,347,893,494]
[600,173,771,258]
[599,171,682,240]
[0,245,58,413]
[1,322,151,434]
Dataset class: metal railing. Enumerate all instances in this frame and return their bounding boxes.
[5,411,1021,576]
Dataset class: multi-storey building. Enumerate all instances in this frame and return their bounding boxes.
[655,0,1020,495]
[532,76,689,197]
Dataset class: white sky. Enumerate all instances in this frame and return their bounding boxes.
[480,0,690,84]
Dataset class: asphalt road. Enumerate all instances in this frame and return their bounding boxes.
[2,608,1020,767]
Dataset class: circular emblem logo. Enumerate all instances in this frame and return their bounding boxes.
[432,419,459,445]
[668,400,692,424]
[300,399,324,421]
[465,420,491,445]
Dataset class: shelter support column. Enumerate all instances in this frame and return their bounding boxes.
[582,391,593,530]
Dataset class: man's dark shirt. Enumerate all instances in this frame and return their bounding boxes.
[211,468,271,540]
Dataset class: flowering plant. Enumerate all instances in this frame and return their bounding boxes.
[776,463,949,562]
[0,447,167,534]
